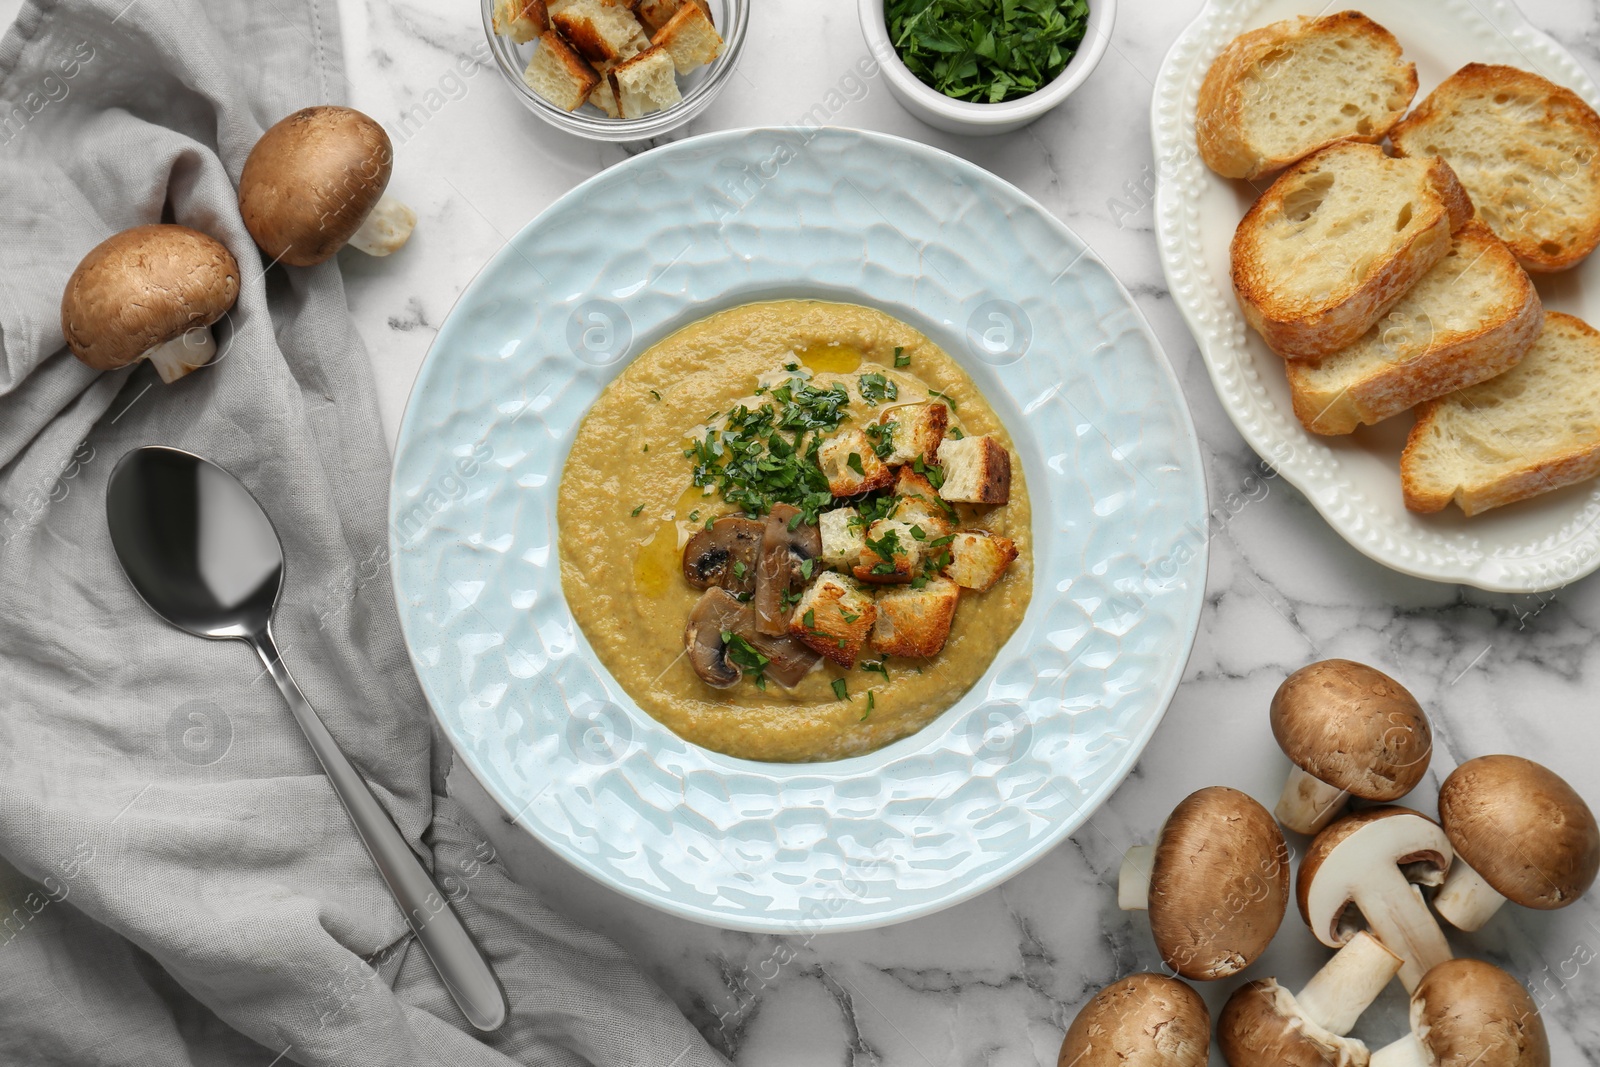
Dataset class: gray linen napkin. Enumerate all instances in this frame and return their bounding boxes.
[0,1,726,1064]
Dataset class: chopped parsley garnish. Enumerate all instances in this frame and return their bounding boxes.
[784,361,799,372]
[649,389,662,401]
[862,690,875,721]
[630,504,645,517]
[913,456,946,491]
[803,609,817,630]
[858,373,898,406]
[948,426,965,440]
[893,347,911,368]
[732,560,748,581]
[928,388,958,411]
[847,452,865,476]
[841,608,861,624]
[865,422,895,460]
[832,677,849,701]
[866,526,903,563]
[885,0,1089,105]
[685,375,849,521]
[860,660,890,682]
[910,525,927,541]
[643,444,649,452]
[722,631,770,689]
[799,558,816,580]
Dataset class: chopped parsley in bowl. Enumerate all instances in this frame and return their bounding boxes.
[885,0,1090,104]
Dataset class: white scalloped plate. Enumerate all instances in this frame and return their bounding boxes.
[389,128,1207,931]
[1154,0,1600,593]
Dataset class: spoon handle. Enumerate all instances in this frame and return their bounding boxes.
[250,626,507,1032]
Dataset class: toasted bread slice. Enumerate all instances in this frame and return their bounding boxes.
[818,429,894,497]
[610,46,682,119]
[941,531,1018,591]
[1232,142,1473,360]
[790,573,876,667]
[523,31,600,111]
[1287,220,1542,434]
[1401,312,1600,515]
[1198,12,1417,180]
[636,0,710,33]
[1390,64,1600,272]
[853,519,922,584]
[819,507,864,568]
[552,0,650,63]
[491,0,550,42]
[878,402,947,466]
[872,579,960,658]
[652,0,721,74]
[937,435,1012,504]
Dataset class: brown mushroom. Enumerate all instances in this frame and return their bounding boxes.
[238,106,415,267]
[1117,787,1290,981]
[1270,660,1432,835]
[1434,754,1599,931]
[60,225,239,384]
[682,517,763,594]
[1369,959,1549,1067]
[753,503,822,635]
[1058,972,1209,1067]
[1298,807,1453,993]
[1218,931,1401,1066]
[683,588,819,689]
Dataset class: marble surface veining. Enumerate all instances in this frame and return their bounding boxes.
[10,0,1598,1061]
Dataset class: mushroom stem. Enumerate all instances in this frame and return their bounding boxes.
[1432,859,1506,932]
[1369,1032,1427,1067]
[1293,931,1403,1036]
[348,193,416,257]
[1355,875,1453,993]
[1276,766,1351,835]
[1117,845,1155,911]
[143,326,217,384]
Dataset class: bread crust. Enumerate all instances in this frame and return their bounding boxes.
[1287,221,1542,434]
[1401,312,1600,514]
[1232,144,1472,361]
[1197,11,1416,180]
[1392,63,1600,272]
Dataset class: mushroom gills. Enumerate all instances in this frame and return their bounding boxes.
[1432,858,1506,931]
[348,193,416,257]
[1277,765,1352,835]
[144,327,218,384]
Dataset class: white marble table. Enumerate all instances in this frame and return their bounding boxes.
[21,0,1599,1060]
[339,1,1600,1063]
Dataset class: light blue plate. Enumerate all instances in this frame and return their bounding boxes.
[389,128,1208,932]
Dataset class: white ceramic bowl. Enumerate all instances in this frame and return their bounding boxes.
[859,0,1115,135]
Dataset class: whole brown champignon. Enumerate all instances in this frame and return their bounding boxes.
[1434,754,1600,930]
[1369,959,1550,1067]
[1218,931,1401,1066]
[682,517,763,595]
[238,106,415,267]
[1057,973,1209,1067]
[60,225,239,384]
[1117,787,1290,981]
[1270,660,1433,835]
[1298,806,1453,993]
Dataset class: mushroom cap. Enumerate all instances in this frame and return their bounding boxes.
[1058,973,1209,1067]
[239,105,394,267]
[1217,979,1365,1067]
[1439,755,1599,909]
[60,225,239,371]
[1412,959,1550,1067]
[1148,786,1290,980]
[683,517,763,594]
[1270,659,1432,801]
[1297,806,1451,944]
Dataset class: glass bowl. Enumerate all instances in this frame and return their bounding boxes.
[481,0,749,142]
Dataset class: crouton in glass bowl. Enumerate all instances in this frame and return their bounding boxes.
[483,0,748,142]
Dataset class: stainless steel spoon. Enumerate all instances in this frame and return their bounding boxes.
[105,445,507,1032]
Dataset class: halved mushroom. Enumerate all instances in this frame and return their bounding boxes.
[1434,754,1599,931]
[239,105,415,267]
[1058,972,1210,1067]
[683,587,819,689]
[753,503,823,635]
[1271,659,1432,835]
[60,225,240,383]
[1117,787,1290,980]
[682,517,763,594]
[1298,806,1453,993]
[1370,959,1549,1067]
[1218,931,1401,1066]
